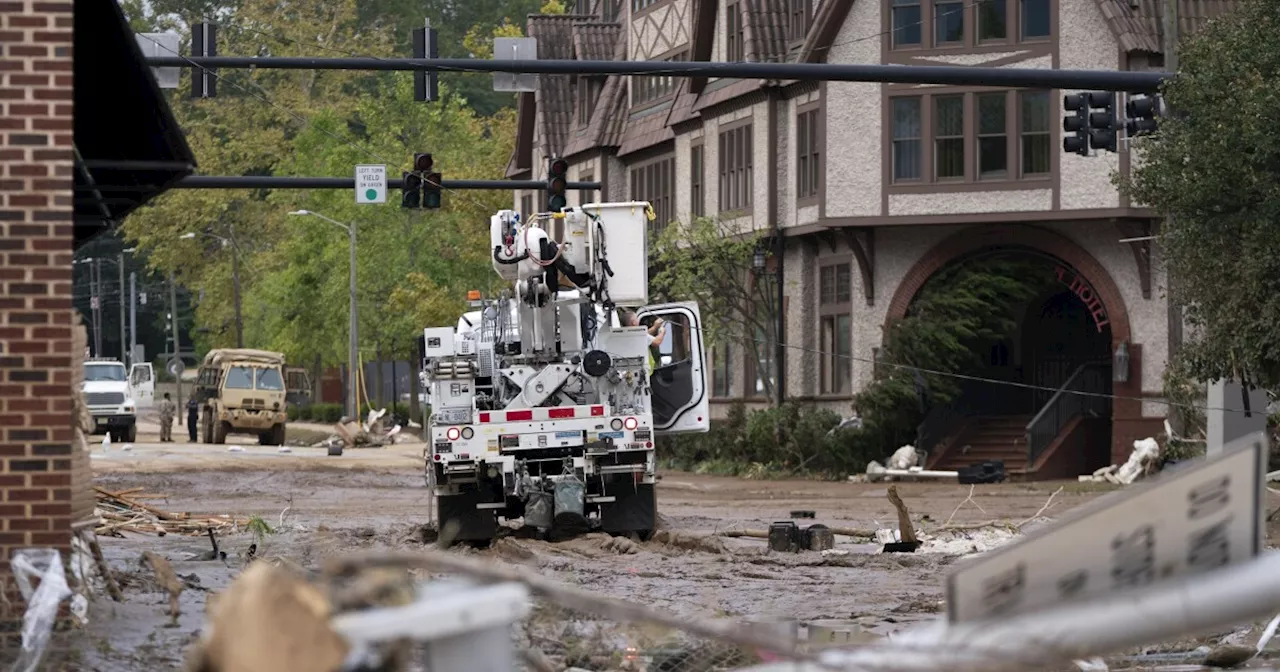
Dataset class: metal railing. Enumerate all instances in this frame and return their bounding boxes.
[1024,362,1111,465]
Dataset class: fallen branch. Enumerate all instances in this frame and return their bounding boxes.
[85,532,122,602]
[944,484,987,526]
[94,486,184,521]
[1016,486,1064,530]
[887,485,919,544]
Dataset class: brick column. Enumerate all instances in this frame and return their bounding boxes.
[0,0,80,651]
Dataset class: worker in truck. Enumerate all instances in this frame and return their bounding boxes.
[622,311,665,372]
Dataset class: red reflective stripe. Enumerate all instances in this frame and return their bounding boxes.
[590,405,605,416]
[479,412,491,423]
[548,407,575,419]
[506,410,533,422]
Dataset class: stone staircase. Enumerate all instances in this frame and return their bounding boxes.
[929,415,1033,474]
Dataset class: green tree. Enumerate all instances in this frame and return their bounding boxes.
[1125,0,1280,388]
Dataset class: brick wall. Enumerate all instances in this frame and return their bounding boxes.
[0,0,80,651]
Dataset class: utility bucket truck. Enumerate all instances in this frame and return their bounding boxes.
[421,201,710,546]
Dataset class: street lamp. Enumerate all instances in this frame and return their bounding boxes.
[180,230,243,348]
[289,209,359,420]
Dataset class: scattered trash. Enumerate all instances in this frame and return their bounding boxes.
[277,446,292,454]
[10,548,72,672]
[94,486,247,537]
[888,445,922,470]
[229,445,245,453]
[1079,437,1161,484]
[101,435,110,452]
[1203,644,1256,668]
[122,443,134,451]
[1074,657,1108,671]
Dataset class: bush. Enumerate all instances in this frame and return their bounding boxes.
[301,403,343,423]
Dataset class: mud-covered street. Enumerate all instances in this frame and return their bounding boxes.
[75,422,1119,671]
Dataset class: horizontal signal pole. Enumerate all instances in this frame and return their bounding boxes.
[145,56,1170,93]
[173,175,601,191]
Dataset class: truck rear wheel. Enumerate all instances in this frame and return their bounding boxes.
[271,423,286,446]
[600,483,656,541]
[124,424,137,443]
[213,421,229,445]
[201,412,212,444]
[436,492,497,548]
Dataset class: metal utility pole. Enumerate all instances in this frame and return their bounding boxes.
[92,258,103,357]
[118,251,126,362]
[170,271,182,420]
[288,210,358,419]
[230,228,243,348]
[129,271,137,364]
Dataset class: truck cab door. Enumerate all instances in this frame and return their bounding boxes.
[636,302,710,434]
[285,367,312,407]
[129,363,155,408]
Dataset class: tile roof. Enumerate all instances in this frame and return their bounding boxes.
[1093,0,1242,54]
[667,79,701,127]
[742,0,791,63]
[617,102,677,157]
[528,14,591,159]
[572,22,621,61]
[563,33,629,157]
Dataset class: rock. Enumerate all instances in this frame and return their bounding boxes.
[1203,644,1256,668]
[353,527,376,539]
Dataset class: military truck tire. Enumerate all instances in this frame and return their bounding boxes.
[213,421,229,445]
[270,423,286,446]
[327,444,343,456]
[201,412,213,444]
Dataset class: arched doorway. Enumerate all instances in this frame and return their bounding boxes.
[886,226,1133,475]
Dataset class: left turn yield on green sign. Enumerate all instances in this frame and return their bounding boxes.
[355,164,386,204]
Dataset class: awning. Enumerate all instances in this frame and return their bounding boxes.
[73,0,196,249]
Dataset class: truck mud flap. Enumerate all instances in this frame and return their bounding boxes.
[599,483,656,537]
[437,490,499,544]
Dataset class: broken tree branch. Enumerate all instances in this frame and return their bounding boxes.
[887,485,919,544]
[1016,486,1064,530]
[944,484,987,526]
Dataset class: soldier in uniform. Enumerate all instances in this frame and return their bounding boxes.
[158,392,176,442]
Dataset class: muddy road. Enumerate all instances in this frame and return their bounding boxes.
[75,435,1123,670]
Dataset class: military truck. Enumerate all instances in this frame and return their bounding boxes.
[194,348,310,445]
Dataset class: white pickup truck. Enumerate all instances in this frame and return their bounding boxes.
[83,358,154,442]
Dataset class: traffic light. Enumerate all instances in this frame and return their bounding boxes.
[1086,92,1117,153]
[401,171,421,208]
[1126,94,1161,137]
[547,157,568,212]
[423,171,442,209]
[1063,93,1090,156]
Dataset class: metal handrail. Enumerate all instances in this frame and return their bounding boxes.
[1025,362,1111,465]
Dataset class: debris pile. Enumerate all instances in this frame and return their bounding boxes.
[320,408,413,451]
[1078,437,1161,485]
[94,487,246,537]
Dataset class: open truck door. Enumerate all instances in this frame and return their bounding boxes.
[128,363,155,408]
[636,301,710,434]
[285,367,312,408]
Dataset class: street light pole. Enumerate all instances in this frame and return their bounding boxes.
[289,210,358,420]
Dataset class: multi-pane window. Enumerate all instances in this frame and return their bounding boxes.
[977,93,1008,179]
[632,0,661,12]
[890,0,1051,49]
[796,108,820,200]
[934,95,964,180]
[711,344,733,397]
[718,123,753,212]
[690,143,705,217]
[726,2,745,61]
[633,51,685,105]
[892,97,922,181]
[891,0,922,47]
[631,156,674,239]
[788,0,812,41]
[1020,90,1051,175]
[602,0,620,20]
[578,77,602,125]
[819,263,851,395]
[890,89,1051,185]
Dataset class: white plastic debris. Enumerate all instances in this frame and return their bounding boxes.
[1073,657,1108,671]
[919,527,1018,557]
[277,446,292,454]
[228,445,245,453]
[1115,437,1160,484]
[101,435,110,452]
[888,445,920,470]
[10,549,72,672]
[874,529,901,545]
[122,443,133,451]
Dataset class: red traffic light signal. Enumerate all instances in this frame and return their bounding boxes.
[414,153,433,173]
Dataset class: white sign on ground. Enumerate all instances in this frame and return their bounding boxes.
[946,431,1267,623]
[355,164,386,204]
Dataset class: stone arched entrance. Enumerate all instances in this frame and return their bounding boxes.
[886,225,1140,469]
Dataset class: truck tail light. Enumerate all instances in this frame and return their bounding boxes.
[610,418,624,431]
[623,417,638,431]
[446,427,461,441]
[461,426,474,439]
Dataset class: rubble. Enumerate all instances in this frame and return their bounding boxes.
[324,407,415,449]
[94,487,247,537]
[1078,437,1161,485]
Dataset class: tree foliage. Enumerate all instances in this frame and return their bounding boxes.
[1125,0,1280,387]
[649,218,781,400]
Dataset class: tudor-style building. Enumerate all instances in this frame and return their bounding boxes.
[507,0,1238,478]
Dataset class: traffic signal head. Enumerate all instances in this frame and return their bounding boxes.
[547,157,569,212]
[401,171,422,209]
[1085,92,1117,153]
[423,172,442,209]
[414,153,434,173]
[1125,94,1162,137]
[1062,94,1090,156]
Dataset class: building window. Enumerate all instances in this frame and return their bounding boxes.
[633,51,685,106]
[890,89,1051,185]
[1022,0,1050,39]
[718,123,753,213]
[690,143,705,217]
[631,156,675,239]
[891,0,922,47]
[578,171,596,204]
[711,344,733,397]
[1020,90,1051,175]
[796,108,819,200]
[788,0,812,41]
[632,0,662,12]
[521,194,533,219]
[726,2,745,62]
[578,77,602,126]
[819,263,851,395]
[891,0,1052,50]
[934,95,964,180]
[892,96,922,181]
[977,92,1007,179]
